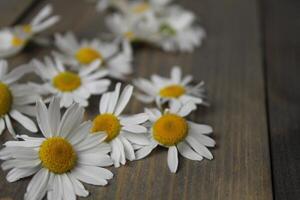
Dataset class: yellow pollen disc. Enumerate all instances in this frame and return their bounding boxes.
[11,36,25,47]
[124,31,135,41]
[159,84,186,98]
[132,2,150,14]
[153,114,188,146]
[52,71,81,92]
[91,114,121,142]
[22,25,32,33]
[0,82,13,117]
[75,47,103,65]
[39,137,77,174]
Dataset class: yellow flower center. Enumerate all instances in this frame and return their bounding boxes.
[159,85,186,98]
[91,114,121,142]
[153,114,188,146]
[22,25,32,33]
[11,36,25,47]
[39,137,77,174]
[75,47,103,65]
[52,71,81,92]
[0,82,13,117]
[124,31,135,41]
[132,2,150,14]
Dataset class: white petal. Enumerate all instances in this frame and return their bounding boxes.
[188,121,213,134]
[48,97,61,135]
[4,115,15,137]
[120,113,148,125]
[61,174,76,200]
[119,136,135,161]
[24,169,49,200]
[186,135,213,160]
[0,118,5,135]
[110,138,124,167]
[122,124,147,133]
[3,64,32,84]
[135,144,157,160]
[72,165,112,186]
[60,93,73,108]
[2,159,41,170]
[167,146,178,173]
[177,141,203,161]
[78,153,113,167]
[75,133,107,152]
[171,66,182,83]
[6,166,40,182]
[169,100,181,114]
[114,85,133,115]
[9,110,37,132]
[58,104,84,138]
[190,133,216,147]
[177,101,197,117]
[144,108,161,122]
[68,173,89,197]
[99,92,110,114]
[36,99,51,137]
[122,132,151,145]
[107,83,121,113]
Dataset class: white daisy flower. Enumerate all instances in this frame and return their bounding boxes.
[54,32,133,79]
[134,66,207,107]
[0,60,38,137]
[136,100,215,173]
[32,57,111,108]
[0,98,113,200]
[156,6,205,52]
[0,5,59,58]
[90,83,150,167]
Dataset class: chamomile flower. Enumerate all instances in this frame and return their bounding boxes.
[0,60,38,137]
[105,13,157,43]
[0,5,59,58]
[134,66,207,107]
[0,98,113,200]
[136,100,215,173]
[32,57,110,108]
[91,83,150,167]
[54,32,133,79]
[156,6,205,52]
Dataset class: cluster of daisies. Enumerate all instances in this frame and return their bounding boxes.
[0,2,215,200]
[96,0,206,52]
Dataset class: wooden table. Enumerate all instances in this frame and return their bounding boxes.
[0,0,299,199]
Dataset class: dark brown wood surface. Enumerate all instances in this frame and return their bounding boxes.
[0,0,298,199]
[263,0,300,199]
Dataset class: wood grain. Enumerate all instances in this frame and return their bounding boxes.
[0,0,274,199]
[263,0,300,199]
[0,0,37,26]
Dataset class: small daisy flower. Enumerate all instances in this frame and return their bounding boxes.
[134,66,207,107]
[32,57,110,108]
[0,60,38,137]
[156,6,205,52]
[91,83,150,167]
[136,100,215,173]
[54,32,133,79]
[0,98,113,200]
[0,5,59,58]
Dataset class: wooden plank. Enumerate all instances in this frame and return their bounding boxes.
[0,0,273,199]
[263,0,300,199]
[0,0,37,26]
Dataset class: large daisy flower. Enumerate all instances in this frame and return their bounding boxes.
[90,83,150,167]
[136,100,215,173]
[134,66,207,107]
[0,98,113,200]
[156,6,205,52]
[54,32,133,79]
[0,60,38,137]
[32,57,110,108]
[0,4,59,58]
